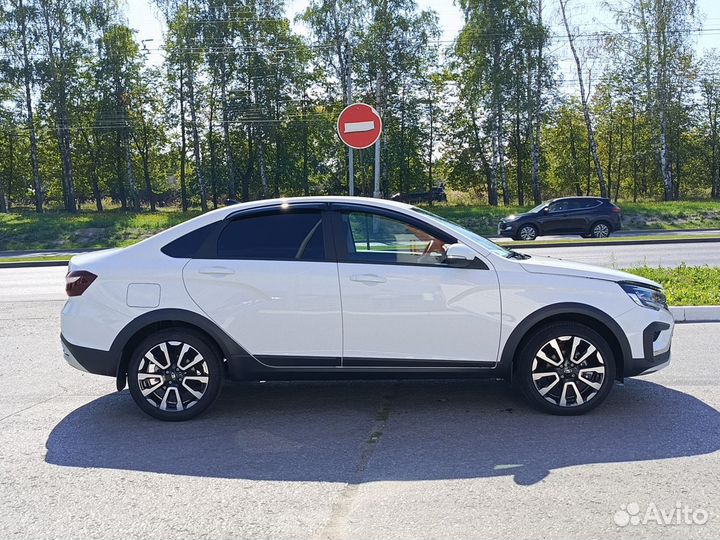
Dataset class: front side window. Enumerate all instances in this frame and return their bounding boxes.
[548,199,571,212]
[341,211,451,266]
[217,210,325,260]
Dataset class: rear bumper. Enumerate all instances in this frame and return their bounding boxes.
[61,334,119,378]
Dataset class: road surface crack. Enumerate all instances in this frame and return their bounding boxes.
[321,381,399,540]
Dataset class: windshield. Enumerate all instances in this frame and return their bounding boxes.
[411,207,511,257]
[529,202,547,213]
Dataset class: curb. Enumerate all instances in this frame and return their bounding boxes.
[670,306,720,323]
[0,261,70,269]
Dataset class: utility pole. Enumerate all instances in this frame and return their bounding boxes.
[346,46,354,196]
[374,69,381,198]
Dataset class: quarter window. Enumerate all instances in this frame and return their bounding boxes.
[217,210,325,260]
[341,211,452,266]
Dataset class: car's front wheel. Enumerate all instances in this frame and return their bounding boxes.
[515,322,616,415]
[515,224,538,241]
[127,329,223,421]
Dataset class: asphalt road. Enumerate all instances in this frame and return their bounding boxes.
[521,241,720,268]
[0,266,719,539]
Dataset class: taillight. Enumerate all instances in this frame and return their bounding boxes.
[612,206,621,213]
[65,270,97,297]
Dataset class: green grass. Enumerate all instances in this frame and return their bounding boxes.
[623,265,720,306]
[0,208,201,251]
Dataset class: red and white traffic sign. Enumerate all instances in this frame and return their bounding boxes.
[336,103,382,150]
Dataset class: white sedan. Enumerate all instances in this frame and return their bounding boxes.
[60,196,674,420]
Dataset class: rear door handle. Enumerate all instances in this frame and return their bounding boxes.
[350,273,386,284]
[199,266,235,275]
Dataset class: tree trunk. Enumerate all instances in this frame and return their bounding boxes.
[19,0,43,213]
[208,88,218,209]
[186,65,208,212]
[560,0,606,197]
[606,85,613,198]
[567,112,581,195]
[515,108,524,206]
[81,130,103,212]
[242,124,252,201]
[41,0,76,212]
[302,94,309,196]
[179,65,188,211]
[220,66,237,200]
[659,108,673,200]
[530,0,543,205]
[257,136,268,197]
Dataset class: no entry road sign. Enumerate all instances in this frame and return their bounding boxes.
[336,103,382,150]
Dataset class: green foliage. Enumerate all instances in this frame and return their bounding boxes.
[624,265,720,306]
[0,0,718,218]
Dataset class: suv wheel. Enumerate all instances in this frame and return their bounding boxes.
[515,224,538,241]
[515,322,616,415]
[127,329,223,421]
[590,221,611,238]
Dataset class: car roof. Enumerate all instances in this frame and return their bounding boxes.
[129,196,419,251]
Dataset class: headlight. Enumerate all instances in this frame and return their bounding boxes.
[620,282,668,311]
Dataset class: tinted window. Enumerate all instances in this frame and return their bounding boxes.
[548,200,571,212]
[341,211,451,266]
[574,198,601,209]
[217,211,325,260]
[162,222,218,258]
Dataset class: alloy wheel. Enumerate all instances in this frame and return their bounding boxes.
[530,335,606,407]
[592,223,610,238]
[518,225,537,241]
[137,341,210,412]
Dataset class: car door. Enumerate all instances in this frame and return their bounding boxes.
[539,199,573,234]
[332,205,502,365]
[562,199,591,233]
[182,204,343,365]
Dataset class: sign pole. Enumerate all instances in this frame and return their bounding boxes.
[373,71,381,198]
[346,47,354,196]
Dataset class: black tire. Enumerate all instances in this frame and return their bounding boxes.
[515,322,616,415]
[127,328,223,421]
[589,220,612,238]
[514,224,539,241]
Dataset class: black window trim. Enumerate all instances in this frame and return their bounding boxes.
[328,203,487,270]
[194,203,335,262]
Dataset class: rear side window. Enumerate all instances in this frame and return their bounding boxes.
[161,222,218,258]
[575,199,602,209]
[217,211,325,260]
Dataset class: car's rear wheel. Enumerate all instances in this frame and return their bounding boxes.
[515,322,616,415]
[515,224,538,241]
[590,221,611,238]
[127,329,223,421]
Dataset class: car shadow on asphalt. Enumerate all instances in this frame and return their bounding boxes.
[45,378,720,485]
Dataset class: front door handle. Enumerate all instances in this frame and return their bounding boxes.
[199,266,235,275]
[350,273,386,284]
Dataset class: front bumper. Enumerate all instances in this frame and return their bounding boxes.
[497,221,516,237]
[61,334,119,377]
[623,320,672,377]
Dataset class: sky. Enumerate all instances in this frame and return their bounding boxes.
[124,0,720,86]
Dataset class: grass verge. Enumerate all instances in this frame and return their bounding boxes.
[623,265,720,306]
[0,208,201,251]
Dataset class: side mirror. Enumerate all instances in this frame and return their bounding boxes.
[543,207,550,214]
[444,243,478,268]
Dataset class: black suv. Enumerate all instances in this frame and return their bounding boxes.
[497,197,622,241]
